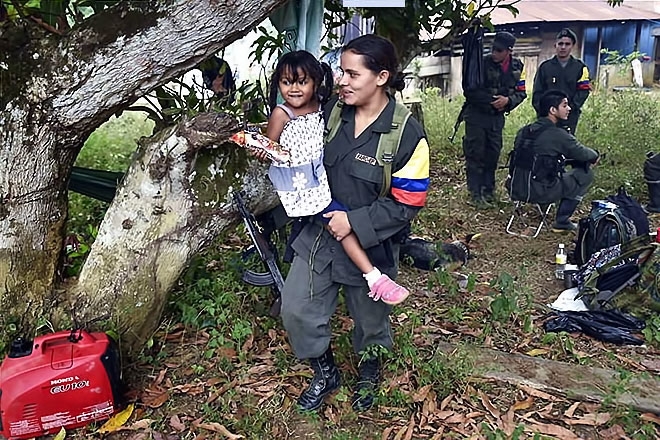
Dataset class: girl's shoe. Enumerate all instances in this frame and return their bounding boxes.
[368,275,410,305]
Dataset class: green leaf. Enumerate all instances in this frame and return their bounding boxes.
[162,107,182,116]
[24,0,41,9]
[3,2,19,20]
[53,427,66,440]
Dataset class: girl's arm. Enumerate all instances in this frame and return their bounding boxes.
[266,107,290,142]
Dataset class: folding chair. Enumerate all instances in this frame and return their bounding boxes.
[505,201,554,238]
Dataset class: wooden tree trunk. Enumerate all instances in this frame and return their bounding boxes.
[0,109,77,338]
[74,114,279,352]
[0,0,287,348]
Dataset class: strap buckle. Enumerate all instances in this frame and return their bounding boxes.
[381,152,394,164]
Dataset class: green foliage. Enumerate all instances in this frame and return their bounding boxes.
[138,73,269,132]
[166,243,264,361]
[0,0,118,29]
[602,369,635,409]
[487,272,532,327]
[642,314,660,348]
[250,25,286,65]
[75,112,151,171]
[578,90,660,198]
[63,223,98,277]
[481,423,525,440]
[67,112,153,237]
[323,0,520,67]
[600,48,645,67]
[417,345,476,397]
[541,331,578,360]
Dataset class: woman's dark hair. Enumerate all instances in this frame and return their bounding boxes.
[342,35,405,91]
[268,51,334,111]
[539,90,569,116]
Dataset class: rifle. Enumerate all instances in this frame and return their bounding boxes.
[233,191,284,317]
[448,102,467,143]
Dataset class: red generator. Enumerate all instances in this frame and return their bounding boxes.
[0,330,123,439]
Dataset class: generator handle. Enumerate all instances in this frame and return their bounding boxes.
[36,330,93,350]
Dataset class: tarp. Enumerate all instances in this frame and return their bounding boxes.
[269,0,324,56]
[69,167,123,203]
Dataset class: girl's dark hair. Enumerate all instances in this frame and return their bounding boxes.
[539,90,569,116]
[342,35,405,91]
[268,51,334,112]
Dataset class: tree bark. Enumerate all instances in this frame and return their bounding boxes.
[74,113,279,352]
[0,0,287,347]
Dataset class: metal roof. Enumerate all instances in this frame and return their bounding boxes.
[488,0,660,24]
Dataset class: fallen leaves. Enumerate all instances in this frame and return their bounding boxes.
[192,420,244,439]
[97,404,135,434]
[563,412,611,426]
[525,348,549,357]
[524,421,582,440]
[641,412,660,425]
[372,375,632,440]
[141,389,170,408]
[169,414,186,432]
[120,310,660,440]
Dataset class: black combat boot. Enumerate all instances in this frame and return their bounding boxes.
[297,347,341,411]
[466,165,483,204]
[481,168,497,203]
[351,357,380,411]
[552,198,580,232]
[646,182,660,214]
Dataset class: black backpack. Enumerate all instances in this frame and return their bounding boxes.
[574,187,649,267]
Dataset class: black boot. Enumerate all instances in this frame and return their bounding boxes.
[552,198,580,232]
[647,182,660,213]
[297,347,341,411]
[465,164,483,204]
[481,168,497,203]
[352,357,380,411]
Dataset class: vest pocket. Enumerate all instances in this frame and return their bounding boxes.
[349,159,382,182]
[349,159,382,195]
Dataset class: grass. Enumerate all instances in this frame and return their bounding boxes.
[63,88,660,439]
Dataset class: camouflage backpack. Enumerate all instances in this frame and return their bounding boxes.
[575,234,660,318]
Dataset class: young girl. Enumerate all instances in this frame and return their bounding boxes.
[265,50,409,306]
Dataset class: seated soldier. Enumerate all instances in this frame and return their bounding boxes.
[507,90,600,232]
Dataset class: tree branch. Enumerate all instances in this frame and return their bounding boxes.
[29,16,63,35]
[43,0,288,128]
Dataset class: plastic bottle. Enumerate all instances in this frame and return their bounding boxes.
[555,243,567,280]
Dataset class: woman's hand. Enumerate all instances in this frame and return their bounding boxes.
[323,211,352,241]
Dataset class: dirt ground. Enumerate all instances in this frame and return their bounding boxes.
[62,154,660,440]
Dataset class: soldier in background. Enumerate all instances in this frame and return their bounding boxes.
[199,56,236,103]
[462,31,527,207]
[508,90,599,232]
[532,28,591,135]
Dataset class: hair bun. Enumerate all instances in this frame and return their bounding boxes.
[391,72,406,92]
